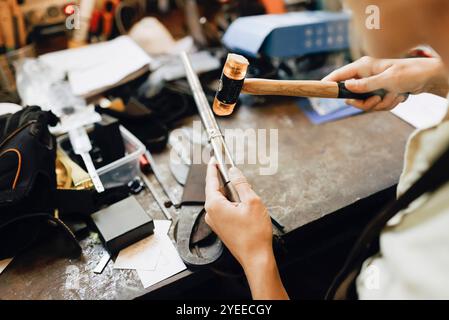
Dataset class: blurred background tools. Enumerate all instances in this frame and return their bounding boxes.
[0,0,27,52]
[0,1,16,52]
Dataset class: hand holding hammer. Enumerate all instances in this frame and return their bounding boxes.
[213,53,408,116]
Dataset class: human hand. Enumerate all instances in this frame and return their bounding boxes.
[323,56,448,111]
[204,158,274,271]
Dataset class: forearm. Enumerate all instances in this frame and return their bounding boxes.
[242,251,289,300]
[423,58,449,97]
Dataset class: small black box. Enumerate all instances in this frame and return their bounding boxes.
[91,196,154,254]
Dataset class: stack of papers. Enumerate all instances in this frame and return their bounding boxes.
[39,36,152,97]
[113,220,186,289]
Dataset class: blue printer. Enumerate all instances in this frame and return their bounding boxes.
[222,11,351,58]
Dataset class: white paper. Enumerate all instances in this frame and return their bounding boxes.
[391,93,448,129]
[113,220,172,271]
[0,258,13,275]
[113,236,161,271]
[135,220,186,288]
[129,17,176,56]
[0,103,22,116]
[153,220,172,235]
[137,235,186,288]
[39,36,151,97]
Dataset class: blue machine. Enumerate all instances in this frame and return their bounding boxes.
[222,11,351,58]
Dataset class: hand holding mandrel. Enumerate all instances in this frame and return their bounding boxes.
[180,52,240,204]
[213,53,410,116]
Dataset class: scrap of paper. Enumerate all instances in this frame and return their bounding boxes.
[137,234,186,288]
[133,219,186,288]
[0,258,13,275]
[153,220,172,235]
[391,93,448,129]
[113,220,172,271]
[114,236,161,271]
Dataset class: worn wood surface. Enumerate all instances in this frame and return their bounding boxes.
[0,99,413,299]
[242,79,338,98]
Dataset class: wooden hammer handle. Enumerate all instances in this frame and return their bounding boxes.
[242,78,391,100]
[242,79,338,98]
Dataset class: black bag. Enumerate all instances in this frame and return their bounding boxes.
[0,106,83,259]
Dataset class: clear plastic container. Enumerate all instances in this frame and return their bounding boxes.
[59,125,145,189]
[97,126,145,188]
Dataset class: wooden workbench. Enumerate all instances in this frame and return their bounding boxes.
[0,98,413,299]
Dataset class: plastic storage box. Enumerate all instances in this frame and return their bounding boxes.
[97,126,145,188]
[59,125,145,189]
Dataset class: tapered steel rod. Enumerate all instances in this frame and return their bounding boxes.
[180,52,240,202]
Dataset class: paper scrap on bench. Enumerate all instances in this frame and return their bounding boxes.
[113,220,172,271]
[39,36,151,97]
[113,237,160,271]
[391,93,448,129]
[136,221,186,288]
[0,258,13,275]
[137,236,186,289]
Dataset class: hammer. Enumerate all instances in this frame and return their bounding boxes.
[213,53,403,116]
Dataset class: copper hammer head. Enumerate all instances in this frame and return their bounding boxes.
[213,53,250,116]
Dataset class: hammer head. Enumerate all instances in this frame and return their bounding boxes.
[213,53,249,116]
